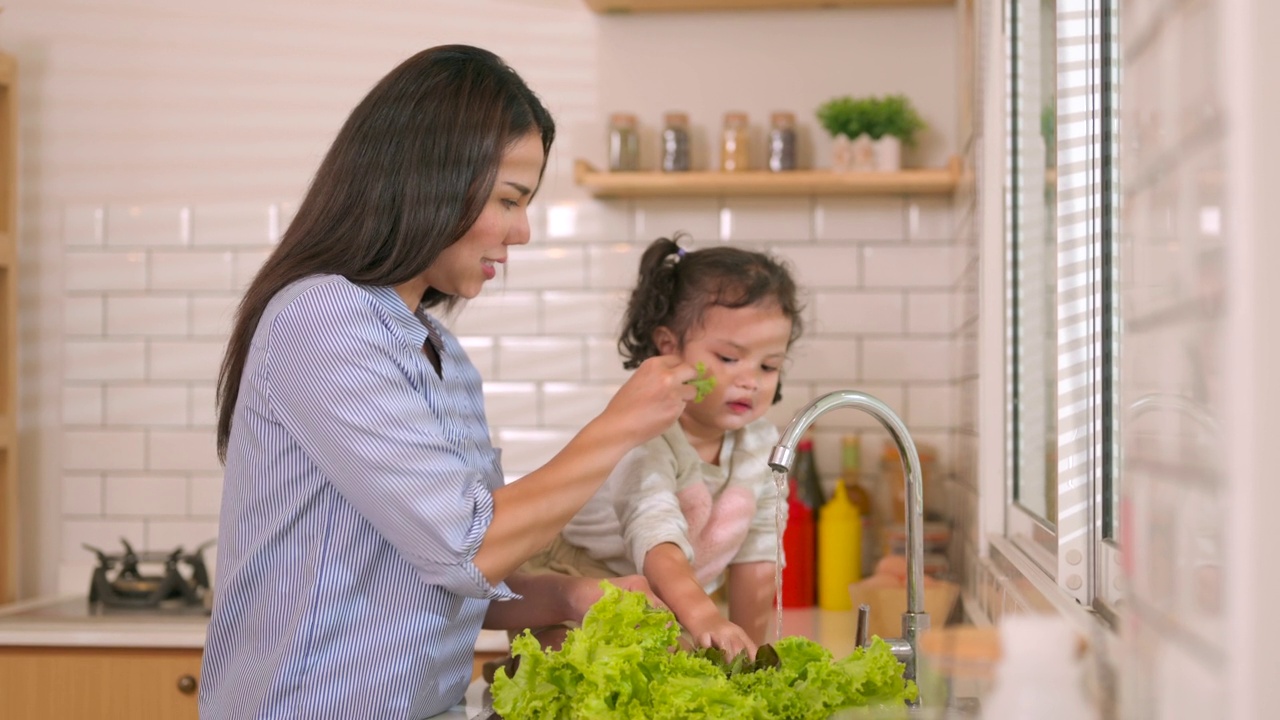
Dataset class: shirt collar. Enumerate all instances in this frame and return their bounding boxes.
[364,284,436,352]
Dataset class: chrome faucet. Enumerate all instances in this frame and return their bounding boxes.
[768,390,929,688]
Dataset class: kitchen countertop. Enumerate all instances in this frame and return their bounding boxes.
[0,595,510,652]
[0,595,210,648]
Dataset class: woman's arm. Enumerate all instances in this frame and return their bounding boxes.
[726,561,777,646]
[482,573,660,631]
[264,285,693,596]
[475,356,696,584]
[643,543,756,660]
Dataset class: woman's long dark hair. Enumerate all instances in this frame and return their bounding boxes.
[617,235,804,402]
[216,45,555,460]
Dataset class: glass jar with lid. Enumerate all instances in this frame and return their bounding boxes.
[719,111,750,172]
[768,111,797,172]
[661,111,691,172]
[608,112,639,172]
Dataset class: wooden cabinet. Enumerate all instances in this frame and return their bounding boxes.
[0,51,15,604]
[473,649,508,682]
[0,645,505,716]
[0,646,202,720]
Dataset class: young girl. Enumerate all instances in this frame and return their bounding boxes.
[525,235,804,660]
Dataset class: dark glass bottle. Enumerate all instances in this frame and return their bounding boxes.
[661,111,691,172]
[791,437,825,514]
[768,111,797,172]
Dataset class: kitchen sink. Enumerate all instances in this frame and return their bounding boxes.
[449,680,979,719]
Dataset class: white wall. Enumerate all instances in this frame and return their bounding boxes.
[1,0,963,598]
[1223,2,1280,716]
[1118,0,1230,715]
[1122,0,1280,715]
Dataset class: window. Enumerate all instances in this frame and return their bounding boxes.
[1006,0,1121,619]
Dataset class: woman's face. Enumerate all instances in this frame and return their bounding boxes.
[418,132,545,300]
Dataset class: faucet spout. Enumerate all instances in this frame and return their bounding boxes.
[768,390,930,688]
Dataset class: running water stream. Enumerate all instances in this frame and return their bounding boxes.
[772,468,788,641]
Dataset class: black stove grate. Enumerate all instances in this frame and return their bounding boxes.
[83,538,214,612]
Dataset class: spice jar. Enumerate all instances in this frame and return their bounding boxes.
[719,111,750,172]
[608,112,639,172]
[768,111,797,172]
[661,112,691,172]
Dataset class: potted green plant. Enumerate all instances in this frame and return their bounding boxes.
[818,94,926,172]
[865,94,926,171]
[816,96,875,172]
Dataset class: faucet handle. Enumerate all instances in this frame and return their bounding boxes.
[855,603,870,648]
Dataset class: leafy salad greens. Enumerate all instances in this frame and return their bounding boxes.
[490,583,918,719]
[687,361,717,403]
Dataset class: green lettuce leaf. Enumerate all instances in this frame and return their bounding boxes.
[687,361,717,403]
[491,584,917,719]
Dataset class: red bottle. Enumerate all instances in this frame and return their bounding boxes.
[781,478,815,607]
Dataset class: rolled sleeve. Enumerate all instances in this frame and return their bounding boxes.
[613,446,695,574]
[265,282,513,600]
[440,481,519,600]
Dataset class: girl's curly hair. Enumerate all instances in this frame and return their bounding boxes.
[617,235,804,402]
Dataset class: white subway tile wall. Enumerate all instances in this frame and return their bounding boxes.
[720,198,812,243]
[16,0,969,596]
[814,197,907,242]
[60,195,963,587]
[633,198,722,243]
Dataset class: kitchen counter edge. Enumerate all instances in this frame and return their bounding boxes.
[0,596,510,652]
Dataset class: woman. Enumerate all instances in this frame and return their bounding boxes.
[200,45,696,719]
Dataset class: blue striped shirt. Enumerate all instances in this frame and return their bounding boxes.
[200,275,515,719]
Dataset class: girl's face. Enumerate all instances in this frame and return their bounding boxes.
[418,132,545,300]
[654,302,793,437]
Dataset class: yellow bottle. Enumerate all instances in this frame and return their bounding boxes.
[817,481,862,611]
[840,435,877,578]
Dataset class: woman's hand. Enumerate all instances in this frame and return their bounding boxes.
[600,355,697,446]
[478,358,694,584]
[566,574,665,623]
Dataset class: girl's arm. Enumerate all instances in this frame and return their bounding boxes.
[643,543,756,660]
[475,356,696,584]
[726,561,777,646]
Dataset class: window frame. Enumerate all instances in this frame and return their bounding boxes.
[1004,0,1122,621]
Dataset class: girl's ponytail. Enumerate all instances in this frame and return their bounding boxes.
[618,236,684,369]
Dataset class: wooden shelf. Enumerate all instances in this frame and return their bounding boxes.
[584,0,951,12]
[574,158,961,198]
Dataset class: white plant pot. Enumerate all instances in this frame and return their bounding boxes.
[831,134,854,172]
[873,135,902,172]
[850,133,877,172]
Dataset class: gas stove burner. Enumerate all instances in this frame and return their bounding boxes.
[83,537,214,612]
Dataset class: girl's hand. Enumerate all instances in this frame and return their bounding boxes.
[601,355,697,445]
[685,610,757,661]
